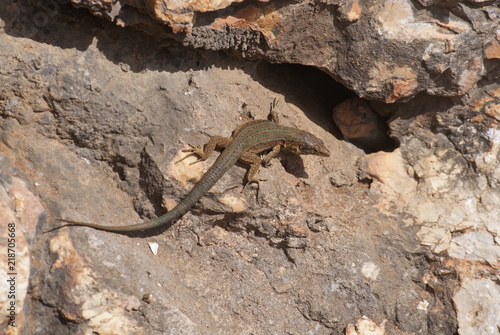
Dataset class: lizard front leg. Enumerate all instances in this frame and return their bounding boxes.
[261,144,282,166]
[182,135,232,162]
[241,143,284,186]
[238,151,264,189]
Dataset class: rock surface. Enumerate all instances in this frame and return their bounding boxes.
[0,0,499,335]
[453,278,500,335]
[0,156,45,331]
[71,0,499,103]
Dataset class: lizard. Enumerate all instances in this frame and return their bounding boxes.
[49,100,330,233]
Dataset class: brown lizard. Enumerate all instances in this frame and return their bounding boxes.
[50,100,330,233]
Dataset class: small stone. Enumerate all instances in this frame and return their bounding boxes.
[148,242,159,256]
[333,98,393,152]
[449,231,500,265]
[361,262,380,281]
[417,225,451,253]
[142,293,153,304]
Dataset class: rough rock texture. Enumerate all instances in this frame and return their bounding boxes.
[453,278,500,335]
[0,0,499,335]
[71,0,499,103]
[367,90,500,334]
[0,156,45,331]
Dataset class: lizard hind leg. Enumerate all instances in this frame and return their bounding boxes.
[242,174,266,204]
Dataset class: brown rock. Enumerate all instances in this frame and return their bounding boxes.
[4,0,500,334]
[484,38,500,59]
[66,0,498,102]
[0,156,45,333]
[333,98,393,152]
[337,0,362,22]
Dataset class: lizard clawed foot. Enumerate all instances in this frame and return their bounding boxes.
[179,147,207,165]
[242,177,266,203]
[270,98,279,111]
[261,156,273,167]
[268,98,280,123]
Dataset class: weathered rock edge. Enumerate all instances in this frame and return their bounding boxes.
[70,0,500,102]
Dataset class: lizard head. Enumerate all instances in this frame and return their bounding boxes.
[292,132,330,157]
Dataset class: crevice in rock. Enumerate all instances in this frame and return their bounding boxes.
[137,148,169,218]
[256,63,401,153]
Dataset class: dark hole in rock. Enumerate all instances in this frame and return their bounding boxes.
[254,62,398,153]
